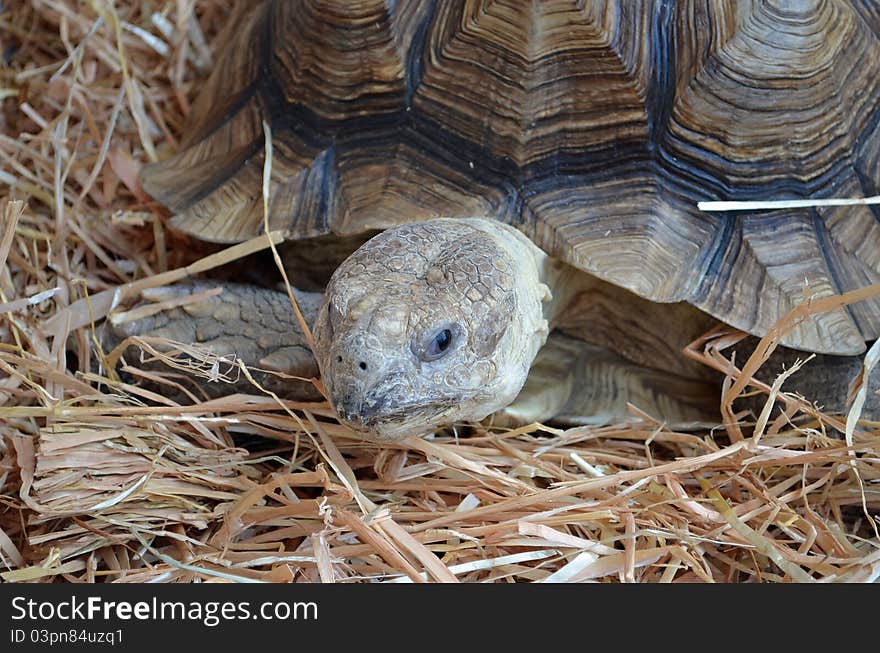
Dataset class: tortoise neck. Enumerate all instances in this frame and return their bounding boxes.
[538,257,590,327]
[486,223,582,347]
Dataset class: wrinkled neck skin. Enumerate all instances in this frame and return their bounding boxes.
[539,256,584,328]
[313,218,562,442]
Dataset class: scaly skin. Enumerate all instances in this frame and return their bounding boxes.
[108,282,323,400]
[313,218,551,442]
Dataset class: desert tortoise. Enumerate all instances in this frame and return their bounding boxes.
[131,0,880,441]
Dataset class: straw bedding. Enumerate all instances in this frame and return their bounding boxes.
[1,0,879,583]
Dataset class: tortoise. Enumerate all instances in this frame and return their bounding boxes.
[127,0,880,442]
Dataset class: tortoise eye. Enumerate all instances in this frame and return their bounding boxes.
[430,329,452,355]
[415,326,457,362]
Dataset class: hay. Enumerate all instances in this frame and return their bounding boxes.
[1,0,879,583]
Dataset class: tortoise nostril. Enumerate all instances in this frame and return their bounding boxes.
[337,355,343,363]
[359,361,367,371]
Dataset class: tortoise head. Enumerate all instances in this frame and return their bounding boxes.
[313,218,551,442]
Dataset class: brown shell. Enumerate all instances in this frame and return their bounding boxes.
[141,0,880,355]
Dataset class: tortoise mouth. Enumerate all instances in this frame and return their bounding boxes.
[334,399,464,442]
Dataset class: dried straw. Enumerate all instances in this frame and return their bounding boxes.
[1,0,879,584]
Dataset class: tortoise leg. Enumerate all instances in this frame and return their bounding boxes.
[103,281,323,400]
[496,332,721,428]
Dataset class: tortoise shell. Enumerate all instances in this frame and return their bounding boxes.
[141,0,880,355]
